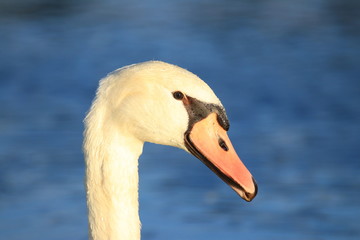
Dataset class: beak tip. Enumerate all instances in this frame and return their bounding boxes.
[232,177,258,202]
[252,176,258,197]
[243,177,258,202]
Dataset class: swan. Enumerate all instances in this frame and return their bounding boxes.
[83,61,257,240]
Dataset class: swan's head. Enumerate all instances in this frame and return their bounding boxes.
[97,61,257,201]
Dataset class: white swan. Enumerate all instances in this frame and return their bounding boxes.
[83,61,257,240]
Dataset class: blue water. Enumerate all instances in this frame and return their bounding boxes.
[0,0,359,239]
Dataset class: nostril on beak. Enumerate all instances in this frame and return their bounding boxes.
[218,138,229,151]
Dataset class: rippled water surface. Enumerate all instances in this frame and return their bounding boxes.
[0,0,359,239]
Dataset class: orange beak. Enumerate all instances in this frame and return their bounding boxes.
[185,113,257,201]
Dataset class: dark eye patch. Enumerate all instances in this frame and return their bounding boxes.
[183,95,230,131]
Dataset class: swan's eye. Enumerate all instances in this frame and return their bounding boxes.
[173,91,184,100]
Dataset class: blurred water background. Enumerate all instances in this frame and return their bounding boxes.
[0,0,359,239]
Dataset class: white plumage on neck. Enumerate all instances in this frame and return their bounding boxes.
[87,133,143,239]
[84,92,144,240]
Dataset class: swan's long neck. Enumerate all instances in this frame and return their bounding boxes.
[84,100,144,240]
